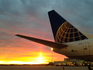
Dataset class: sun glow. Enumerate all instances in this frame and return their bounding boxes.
[37,52,44,64]
[0,52,50,64]
[0,61,42,64]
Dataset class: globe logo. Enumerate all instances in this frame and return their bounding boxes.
[55,22,87,43]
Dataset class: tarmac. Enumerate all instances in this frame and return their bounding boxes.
[0,66,92,70]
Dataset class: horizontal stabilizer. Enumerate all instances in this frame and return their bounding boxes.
[16,34,67,49]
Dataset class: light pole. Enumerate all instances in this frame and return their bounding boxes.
[51,48,54,62]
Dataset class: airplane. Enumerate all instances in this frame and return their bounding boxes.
[16,10,93,65]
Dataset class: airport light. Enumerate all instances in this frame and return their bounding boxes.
[51,48,53,51]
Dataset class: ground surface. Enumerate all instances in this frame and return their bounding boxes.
[0,66,91,70]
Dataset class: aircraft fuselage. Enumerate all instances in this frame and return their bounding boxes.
[53,39,93,61]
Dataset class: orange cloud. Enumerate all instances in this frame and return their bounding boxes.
[0,14,67,64]
[0,40,67,64]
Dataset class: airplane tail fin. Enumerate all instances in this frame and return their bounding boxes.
[48,10,88,43]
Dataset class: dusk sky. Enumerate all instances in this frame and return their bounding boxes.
[0,0,93,64]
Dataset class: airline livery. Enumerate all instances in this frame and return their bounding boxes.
[16,10,93,62]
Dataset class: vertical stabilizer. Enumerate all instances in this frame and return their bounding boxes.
[48,10,88,43]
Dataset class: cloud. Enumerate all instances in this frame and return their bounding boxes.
[0,0,93,63]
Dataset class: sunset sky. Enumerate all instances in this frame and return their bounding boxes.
[0,0,93,64]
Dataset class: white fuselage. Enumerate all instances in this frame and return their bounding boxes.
[53,38,93,61]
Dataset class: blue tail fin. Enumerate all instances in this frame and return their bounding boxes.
[48,10,88,43]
